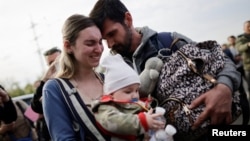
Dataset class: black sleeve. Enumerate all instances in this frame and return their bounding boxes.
[0,96,17,124]
[31,81,45,114]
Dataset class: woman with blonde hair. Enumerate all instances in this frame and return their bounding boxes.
[42,14,110,141]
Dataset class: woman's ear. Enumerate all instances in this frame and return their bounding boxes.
[63,40,72,54]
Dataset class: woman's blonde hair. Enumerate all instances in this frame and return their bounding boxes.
[56,14,96,79]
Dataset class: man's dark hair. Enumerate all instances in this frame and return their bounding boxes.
[89,0,129,32]
[244,20,250,24]
[43,47,61,56]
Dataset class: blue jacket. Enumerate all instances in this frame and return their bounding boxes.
[43,79,110,141]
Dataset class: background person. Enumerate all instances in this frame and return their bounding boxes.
[31,47,61,114]
[0,85,17,138]
[0,85,37,141]
[236,20,250,110]
[227,35,250,117]
[228,35,245,80]
[31,47,61,141]
[221,43,234,62]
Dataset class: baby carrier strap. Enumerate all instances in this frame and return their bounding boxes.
[55,78,107,141]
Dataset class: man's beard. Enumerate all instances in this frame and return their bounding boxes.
[111,25,133,58]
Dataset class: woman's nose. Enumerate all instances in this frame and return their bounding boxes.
[95,44,104,53]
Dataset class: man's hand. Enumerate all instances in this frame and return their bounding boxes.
[0,122,15,134]
[189,84,233,130]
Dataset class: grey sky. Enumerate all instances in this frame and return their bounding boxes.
[0,0,249,87]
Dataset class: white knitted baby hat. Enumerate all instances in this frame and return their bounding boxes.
[101,54,140,95]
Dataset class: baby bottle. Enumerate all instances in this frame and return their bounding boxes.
[148,107,166,139]
[150,124,177,141]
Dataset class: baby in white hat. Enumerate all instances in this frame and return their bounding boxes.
[92,54,165,141]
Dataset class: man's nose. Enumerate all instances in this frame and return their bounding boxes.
[107,39,115,49]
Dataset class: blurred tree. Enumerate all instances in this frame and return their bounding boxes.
[2,82,35,97]
[24,83,35,94]
[8,82,25,97]
[1,78,38,97]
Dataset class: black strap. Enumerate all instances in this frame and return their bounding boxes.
[157,32,173,50]
[157,33,188,58]
[55,78,107,141]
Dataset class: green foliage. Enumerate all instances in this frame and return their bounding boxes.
[6,82,35,98]
[24,83,36,94]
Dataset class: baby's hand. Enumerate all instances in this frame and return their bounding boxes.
[145,108,165,130]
